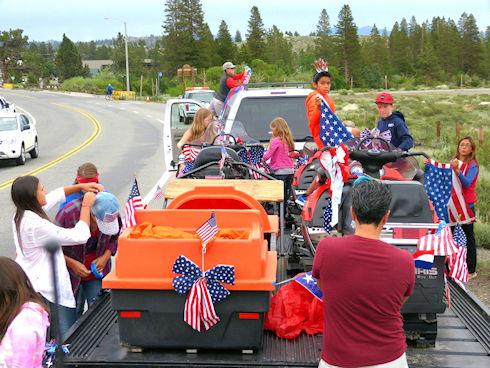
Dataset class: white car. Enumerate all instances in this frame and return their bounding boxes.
[0,96,16,113]
[0,112,38,165]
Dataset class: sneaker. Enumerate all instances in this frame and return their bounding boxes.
[295,195,308,208]
[468,272,478,280]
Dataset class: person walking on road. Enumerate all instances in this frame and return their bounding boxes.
[106,83,114,100]
[312,179,415,368]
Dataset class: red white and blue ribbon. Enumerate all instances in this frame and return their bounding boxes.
[43,339,69,367]
[360,128,392,150]
[172,255,235,331]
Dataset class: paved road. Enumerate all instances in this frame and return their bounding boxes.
[0,89,167,258]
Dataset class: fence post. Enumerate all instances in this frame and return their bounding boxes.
[478,126,484,145]
[456,123,461,141]
[384,75,387,90]
[364,111,368,126]
[436,121,441,141]
[140,75,143,97]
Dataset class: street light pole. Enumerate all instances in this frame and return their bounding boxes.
[105,17,130,96]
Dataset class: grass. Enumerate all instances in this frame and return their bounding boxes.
[332,91,489,247]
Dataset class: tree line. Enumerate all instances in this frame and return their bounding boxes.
[0,1,488,93]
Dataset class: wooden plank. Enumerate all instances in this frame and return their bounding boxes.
[164,179,284,202]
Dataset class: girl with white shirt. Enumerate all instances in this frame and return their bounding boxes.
[11,175,103,338]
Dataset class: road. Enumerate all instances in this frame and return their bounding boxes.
[0,89,167,258]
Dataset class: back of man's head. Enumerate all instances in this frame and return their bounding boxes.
[352,180,392,226]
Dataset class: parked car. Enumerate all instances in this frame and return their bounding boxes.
[182,87,215,106]
[163,84,312,169]
[0,95,16,112]
[0,112,38,165]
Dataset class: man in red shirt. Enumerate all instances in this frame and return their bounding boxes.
[312,179,414,368]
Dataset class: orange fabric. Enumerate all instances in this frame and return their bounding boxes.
[305,90,335,149]
[129,222,249,240]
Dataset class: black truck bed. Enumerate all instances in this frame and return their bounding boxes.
[64,286,489,368]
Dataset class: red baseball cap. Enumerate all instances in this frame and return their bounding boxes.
[375,92,394,104]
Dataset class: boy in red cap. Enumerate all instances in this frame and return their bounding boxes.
[375,93,413,151]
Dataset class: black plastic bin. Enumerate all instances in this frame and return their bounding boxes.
[111,289,271,350]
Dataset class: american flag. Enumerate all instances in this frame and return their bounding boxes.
[122,178,144,230]
[323,198,332,234]
[448,224,469,283]
[219,144,227,170]
[417,224,460,256]
[424,159,476,225]
[152,185,164,200]
[319,96,353,147]
[237,146,266,179]
[293,271,323,300]
[173,255,235,331]
[182,145,201,162]
[196,213,218,245]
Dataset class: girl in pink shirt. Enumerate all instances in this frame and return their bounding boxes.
[0,256,50,368]
[263,117,295,204]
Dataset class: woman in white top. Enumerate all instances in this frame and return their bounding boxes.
[11,175,103,337]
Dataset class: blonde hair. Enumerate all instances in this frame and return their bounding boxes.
[189,108,215,142]
[270,117,294,151]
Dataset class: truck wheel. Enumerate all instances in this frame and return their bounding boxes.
[29,139,39,158]
[16,145,26,165]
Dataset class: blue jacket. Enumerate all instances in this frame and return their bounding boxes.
[377,111,413,151]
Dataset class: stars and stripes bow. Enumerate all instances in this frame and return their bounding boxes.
[417,222,460,256]
[360,128,392,150]
[319,96,353,147]
[424,159,475,225]
[172,255,235,331]
[182,145,201,162]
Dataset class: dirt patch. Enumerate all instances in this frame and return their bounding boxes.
[465,247,490,307]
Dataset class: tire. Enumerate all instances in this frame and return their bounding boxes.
[16,145,26,165]
[29,139,39,158]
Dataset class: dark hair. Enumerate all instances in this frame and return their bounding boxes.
[0,256,49,342]
[11,176,50,253]
[454,136,478,165]
[352,180,392,225]
[313,71,332,83]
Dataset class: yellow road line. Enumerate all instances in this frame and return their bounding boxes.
[0,91,37,99]
[0,103,101,190]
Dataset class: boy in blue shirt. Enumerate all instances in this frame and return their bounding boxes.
[375,93,413,151]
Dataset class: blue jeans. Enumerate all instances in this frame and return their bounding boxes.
[76,279,102,318]
[41,294,77,340]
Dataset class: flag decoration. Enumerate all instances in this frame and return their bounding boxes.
[172,255,235,331]
[447,223,469,283]
[413,250,435,269]
[182,145,201,162]
[219,144,228,170]
[295,154,310,169]
[416,223,460,256]
[360,128,392,150]
[323,198,332,234]
[219,67,253,120]
[152,185,164,200]
[237,146,270,179]
[424,159,476,225]
[179,161,195,176]
[196,213,218,245]
[319,96,353,148]
[293,271,323,300]
[312,59,328,73]
[43,339,69,367]
[122,178,144,230]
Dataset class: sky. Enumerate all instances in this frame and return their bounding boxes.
[3,0,489,42]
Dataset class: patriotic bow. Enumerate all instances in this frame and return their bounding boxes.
[172,255,235,331]
[43,339,69,367]
[360,128,392,150]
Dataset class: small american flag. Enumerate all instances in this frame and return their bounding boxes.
[153,185,164,200]
[196,213,218,245]
[448,224,469,283]
[424,159,475,225]
[319,96,353,147]
[122,178,144,230]
[182,145,201,161]
[417,224,460,256]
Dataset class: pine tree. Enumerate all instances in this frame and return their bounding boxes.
[55,34,85,81]
[265,25,292,67]
[417,23,440,86]
[335,4,361,85]
[246,6,266,60]
[216,20,235,63]
[390,18,412,74]
[315,9,331,60]
[409,17,422,70]
[431,17,460,76]
[235,30,242,42]
[0,29,28,82]
[458,13,483,75]
[196,23,217,69]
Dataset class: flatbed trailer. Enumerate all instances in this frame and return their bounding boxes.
[64,274,489,368]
